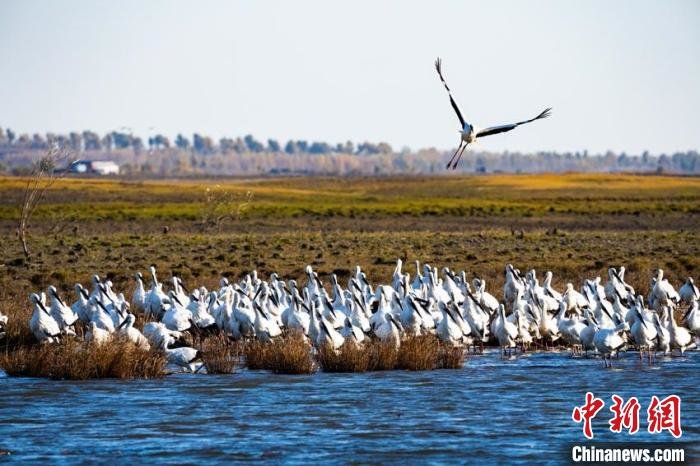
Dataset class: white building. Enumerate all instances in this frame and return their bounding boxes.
[67,160,120,175]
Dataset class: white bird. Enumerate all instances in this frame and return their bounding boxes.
[562,283,589,312]
[85,321,112,345]
[0,308,7,340]
[630,305,657,362]
[652,269,680,310]
[667,307,693,355]
[143,322,182,349]
[29,293,61,343]
[340,317,365,345]
[131,272,147,313]
[682,300,700,336]
[435,57,551,170]
[653,314,670,356]
[47,286,78,334]
[374,313,402,349]
[493,304,518,356]
[317,317,346,350]
[161,336,202,373]
[117,313,151,350]
[162,292,193,332]
[89,298,116,333]
[71,284,91,324]
[679,278,699,304]
[594,321,629,367]
[436,303,463,346]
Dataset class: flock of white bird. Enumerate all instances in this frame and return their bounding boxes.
[21,260,700,371]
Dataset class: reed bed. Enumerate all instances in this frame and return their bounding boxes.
[200,332,240,374]
[366,340,400,371]
[317,341,371,373]
[244,332,315,374]
[0,338,166,379]
[437,345,466,369]
[397,334,440,371]
[317,335,465,373]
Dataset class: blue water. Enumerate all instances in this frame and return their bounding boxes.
[1,350,698,465]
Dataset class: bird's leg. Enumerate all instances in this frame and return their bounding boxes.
[450,142,469,170]
[446,141,464,169]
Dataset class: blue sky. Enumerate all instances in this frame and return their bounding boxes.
[1,0,698,154]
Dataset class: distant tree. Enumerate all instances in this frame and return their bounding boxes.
[155,134,170,149]
[132,136,144,153]
[309,141,331,154]
[219,137,235,154]
[69,132,83,152]
[30,134,48,150]
[6,128,15,144]
[175,134,190,150]
[343,141,354,154]
[284,140,296,154]
[193,133,214,154]
[102,133,113,151]
[111,132,133,149]
[17,134,30,147]
[82,131,101,151]
[377,142,393,154]
[244,134,264,152]
[296,140,308,153]
[267,138,280,152]
[0,127,5,144]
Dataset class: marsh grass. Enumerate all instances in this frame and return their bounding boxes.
[318,341,371,373]
[243,339,271,370]
[367,340,399,371]
[200,332,239,374]
[1,304,35,350]
[244,332,314,374]
[397,335,440,371]
[0,338,166,379]
[437,344,466,369]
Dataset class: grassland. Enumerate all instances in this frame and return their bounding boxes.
[0,173,698,353]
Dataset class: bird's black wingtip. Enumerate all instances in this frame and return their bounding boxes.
[539,107,553,119]
[435,57,442,72]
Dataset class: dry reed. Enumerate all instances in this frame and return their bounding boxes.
[437,344,465,369]
[243,332,314,374]
[317,341,371,372]
[200,332,239,374]
[0,338,166,379]
[367,340,399,371]
[397,334,440,371]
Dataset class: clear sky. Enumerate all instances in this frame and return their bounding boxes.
[1,0,698,154]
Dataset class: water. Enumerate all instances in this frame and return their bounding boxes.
[1,350,698,465]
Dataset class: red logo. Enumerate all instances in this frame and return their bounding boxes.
[572,392,606,439]
[647,395,682,438]
[573,393,682,439]
[609,395,640,434]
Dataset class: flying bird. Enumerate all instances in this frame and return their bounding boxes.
[435,57,552,170]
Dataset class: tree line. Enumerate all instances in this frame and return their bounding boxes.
[0,126,698,176]
[0,127,393,156]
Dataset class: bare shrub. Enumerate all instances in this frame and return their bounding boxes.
[18,148,71,260]
[201,185,253,231]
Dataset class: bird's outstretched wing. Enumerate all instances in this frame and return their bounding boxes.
[476,108,552,138]
[435,58,466,129]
